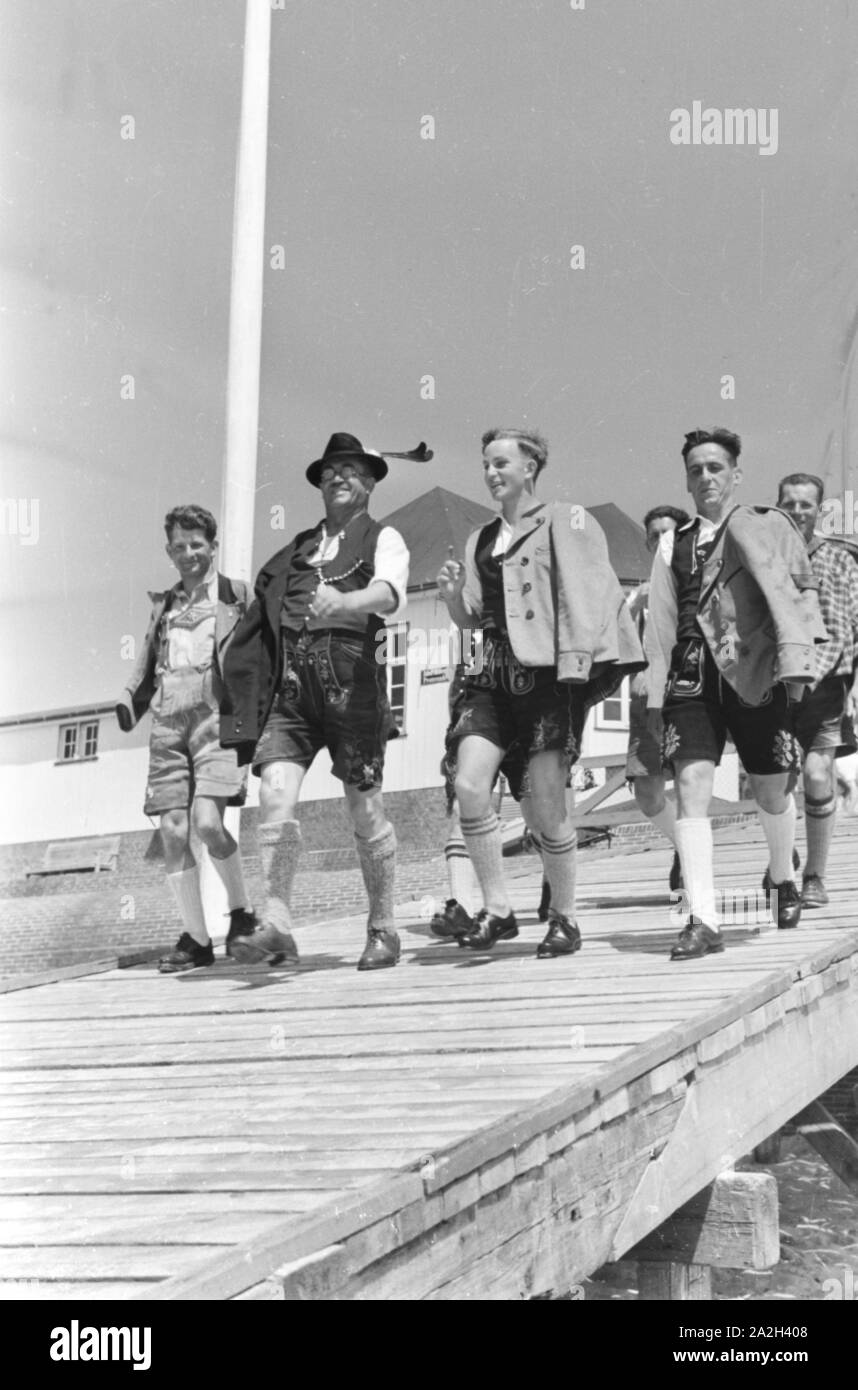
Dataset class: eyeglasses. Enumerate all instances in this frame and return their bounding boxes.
[319,463,369,484]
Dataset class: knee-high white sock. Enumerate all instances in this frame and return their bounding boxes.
[650,798,678,847]
[355,823,397,931]
[540,831,577,918]
[758,798,797,884]
[803,790,837,878]
[209,848,249,911]
[166,866,209,945]
[674,818,718,930]
[444,831,479,914]
[259,819,302,933]
[460,811,510,918]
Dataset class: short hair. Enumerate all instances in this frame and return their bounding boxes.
[482,427,549,478]
[681,428,742,464]
[164,505,218,543]
[643,504,691,532]
[777,472,824,505]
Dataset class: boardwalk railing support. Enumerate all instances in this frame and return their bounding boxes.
[621,1170,779,1301]
[793,1100,858,1193]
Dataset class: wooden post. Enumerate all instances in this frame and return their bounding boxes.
[203,0,272,933]
[627,1170,779,1301]
[794,1100,858,1193]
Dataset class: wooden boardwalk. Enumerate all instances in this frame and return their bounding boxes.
[1,818,857,1300]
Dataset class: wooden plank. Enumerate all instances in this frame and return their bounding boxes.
[0,1281,158,1300]
[793,1100,858,1192]
[628,1170,779,1269]
[637,1262,712,1300]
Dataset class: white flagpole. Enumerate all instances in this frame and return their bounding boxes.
[204,0,272,933]
[219,0,272,578]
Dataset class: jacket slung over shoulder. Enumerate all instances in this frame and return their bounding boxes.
[461,501,645,707]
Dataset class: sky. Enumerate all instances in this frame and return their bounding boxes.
[2,0,858,716]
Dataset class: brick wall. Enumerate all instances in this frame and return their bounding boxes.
[0,786,456,979]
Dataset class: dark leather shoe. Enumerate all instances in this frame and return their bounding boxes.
[770,877,802,930]
[429,899,473,939]
[459,908,519,950]
[670,917,724,961]
[228,920,299,965]
[537,879,551,922]
[800,873,828,908]
[536,911,581,958]
[226,907,257,956]
[761,847,801,891]
[159,932,214,974]
[669,851,683,893]
[357,926,401,971]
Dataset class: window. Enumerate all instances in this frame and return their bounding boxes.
[386,621,408,734]
[57,719,100,762]
[593,679,630,730]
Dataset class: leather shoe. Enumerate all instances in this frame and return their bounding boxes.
[159,932,214,974]
[800,873,828,908]
[670,917,724,960]
[537,879,551,922]
[761,847,801,891]
[459,908,519,950]
[429,899,473,939]
[536,911,581,959]
[357,926,400,971]
[227,920,299,966]
[769,877,802,930]
[225,907,257,957]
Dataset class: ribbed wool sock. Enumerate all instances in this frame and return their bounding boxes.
[758,798,797,884]
[209,847,249,911]
[354,823,397,931]
[674,818,719,930]
[166,866,209,946]
[460,811,510,918]
[259,819,302,933]
[803,790,837,879]
[540,831,577,919]
[650,798,678,847]
[444,831,480,914]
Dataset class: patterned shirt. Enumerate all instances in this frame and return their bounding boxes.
[809,537,858,683]
[157,567,218,674]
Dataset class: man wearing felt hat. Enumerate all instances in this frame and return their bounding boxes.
[219,433,410,972]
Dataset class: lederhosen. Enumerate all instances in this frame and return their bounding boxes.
[661,520,799,776]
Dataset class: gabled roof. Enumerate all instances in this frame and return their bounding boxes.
[381,487,495,589]
[588,503,651,583]
[382,489,650,589]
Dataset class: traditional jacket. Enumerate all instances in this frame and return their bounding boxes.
[115,573,252,732]
[219,513,408,766]
[460,502,645,702]
[645,504,827,708]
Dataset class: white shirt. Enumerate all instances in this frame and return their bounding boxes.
[308,523,409,617]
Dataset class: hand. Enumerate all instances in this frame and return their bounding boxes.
[309,582,352,622]
[437,545,466,602]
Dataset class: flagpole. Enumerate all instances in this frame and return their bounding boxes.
[204,0,272,931]
[219,0,272,578]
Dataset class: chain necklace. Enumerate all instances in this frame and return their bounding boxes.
[310,511,366,585]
